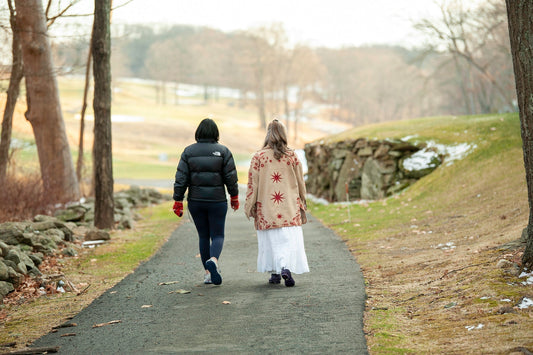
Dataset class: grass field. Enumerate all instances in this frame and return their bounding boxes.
[7,76,350,187]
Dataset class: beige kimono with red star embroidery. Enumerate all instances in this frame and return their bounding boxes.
[245,147,307,231]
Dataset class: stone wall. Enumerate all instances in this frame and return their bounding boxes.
[0,186,171,301]
[304,138,442,202]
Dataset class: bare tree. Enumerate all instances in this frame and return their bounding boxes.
[288,45,325,142]
[242,24,289,129]
[0,0,23,183]
[505,0,533,267]
[76,31,92,186]
[415,0,516,114]
[92,0,114,229]
[15,0,80,203]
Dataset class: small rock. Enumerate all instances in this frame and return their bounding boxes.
[29,252,43,267]
[0,261,10,281]
[498,306,517,314]
[497,259,515,269]
[0,280,14,299]
[85,229,110,241]
[62,247,78,257]
[8,267,24,288]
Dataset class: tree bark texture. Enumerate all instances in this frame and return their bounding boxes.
[15,0,80,202]
[505,0,533,267]
[0,0,24,183]
[92,0,114,229]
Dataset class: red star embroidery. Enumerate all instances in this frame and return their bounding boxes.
[271,172,282,183]
[271,191,284,204]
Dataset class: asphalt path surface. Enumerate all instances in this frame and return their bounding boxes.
[32,199,368,354]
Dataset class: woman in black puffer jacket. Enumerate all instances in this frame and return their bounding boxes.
[173,118,239,285]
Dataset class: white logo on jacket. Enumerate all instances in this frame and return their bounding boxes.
[212,151,221,156]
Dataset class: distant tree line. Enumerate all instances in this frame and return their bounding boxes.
[47,0,515,130]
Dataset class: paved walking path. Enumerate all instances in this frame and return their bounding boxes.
[32,200,368,354]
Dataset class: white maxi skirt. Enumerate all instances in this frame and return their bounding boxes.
[256,226,309,274]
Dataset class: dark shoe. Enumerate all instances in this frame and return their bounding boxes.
[269,273,281,284]
[205,259,222,285]
[281,268,295,287]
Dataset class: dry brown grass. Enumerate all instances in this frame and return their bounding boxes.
[345,153,531,353]
[0,172,58,223]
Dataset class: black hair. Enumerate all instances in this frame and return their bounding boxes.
[195,118,219,142]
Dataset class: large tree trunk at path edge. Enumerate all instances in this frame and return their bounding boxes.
[505,0,533,268]
[15,0,80,202]
[92,0,114,229]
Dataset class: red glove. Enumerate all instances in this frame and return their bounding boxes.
[230,196,239,211]
[173,201,183,217]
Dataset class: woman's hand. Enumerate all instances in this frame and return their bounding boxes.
[173,201,183,217]
[230,196,239,211]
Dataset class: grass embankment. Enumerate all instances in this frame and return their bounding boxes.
[0,202,181,350]
[310,113,532,354]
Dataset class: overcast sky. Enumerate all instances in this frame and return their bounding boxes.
[71,0,483,48]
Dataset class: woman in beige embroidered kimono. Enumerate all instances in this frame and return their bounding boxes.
[245,119,309,287]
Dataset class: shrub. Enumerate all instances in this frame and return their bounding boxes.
[0,172,57,222]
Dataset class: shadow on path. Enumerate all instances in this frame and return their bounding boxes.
[32,200,368,354]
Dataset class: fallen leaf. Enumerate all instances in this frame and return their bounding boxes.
[61,333,76,337]
[92,320,122,328]
[141,305,153,308]
[169,289,191,294]
[222,301,231,305]
[158,281,180,286]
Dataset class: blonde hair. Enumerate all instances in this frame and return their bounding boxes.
[263,119,288,160]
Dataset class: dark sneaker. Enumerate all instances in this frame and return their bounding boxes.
[281,268,295,287]
[269,273,281,284]
[205,259,222,285]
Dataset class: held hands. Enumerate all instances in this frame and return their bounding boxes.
[230,195,239,211]
[173,201,183,217]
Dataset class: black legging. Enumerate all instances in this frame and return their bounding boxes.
[187,200,228,268]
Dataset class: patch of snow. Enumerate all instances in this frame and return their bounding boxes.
[402,150,440,171]
[401,135,419,141]
[435,242,456,250]
[465,324,484,331]
[10,138,34,150]
[112,115,145,123]
[426,141,477,166]
[307,194,330,205]
[400,136,477,167]
[295,149,308,174]
[517,297,533,309]
[75,114,145,123]
[519,270,533,285]
[500,299,512,302]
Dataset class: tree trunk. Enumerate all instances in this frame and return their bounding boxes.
[505,0,533,267]
[92,0,114,229]
[77,41,92,186]
[0,0,24,183]
[15,0,80,203]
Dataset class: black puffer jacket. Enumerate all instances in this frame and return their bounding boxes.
[173,139,239,202]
